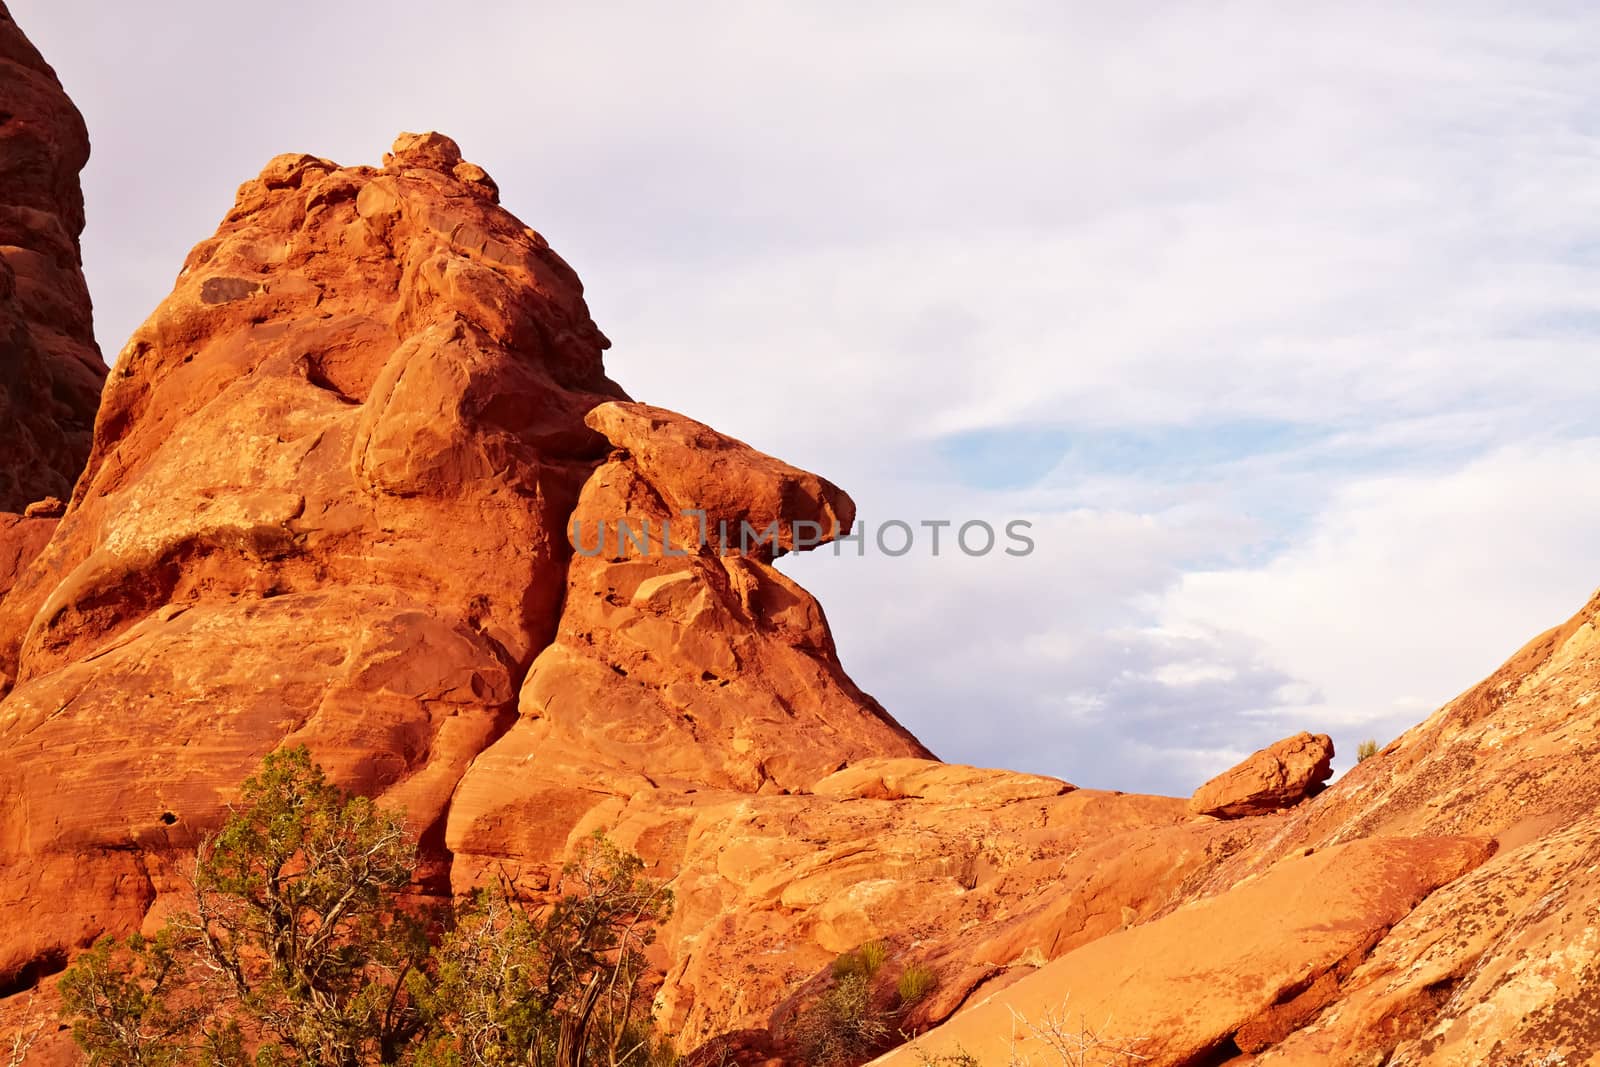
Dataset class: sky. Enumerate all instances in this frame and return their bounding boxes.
[14,0,1600,793]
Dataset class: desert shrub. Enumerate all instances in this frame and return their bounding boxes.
[56,930,199,1066]
[57,749,674,1067]
[1357,738,1380,762]
[792,944,899,1066]
[181,746,426,1066]
[412,833,675,1067]
[790,968,890,1067]
[896,962,938,1008]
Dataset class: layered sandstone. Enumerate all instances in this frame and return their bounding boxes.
[0,1,105,511]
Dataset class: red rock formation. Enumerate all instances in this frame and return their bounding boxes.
[0,130,1216,1063]
[893,590,1600,1065]
[0,507,53,603]
[0,129,627,985]
[0,1,105,511]
[1187,730,1334,818]
[881,836,1494,1067]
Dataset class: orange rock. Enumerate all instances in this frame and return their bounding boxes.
[0,511,53,603]
[0,125,1211,1050]
[904,588,1600,1065]
[0,2,106,511]
[1188,731,1334,818]
[876,835,1494,1067]
[582,401,856,557]
[1181,588,1600,1064]
[0,130,623,985]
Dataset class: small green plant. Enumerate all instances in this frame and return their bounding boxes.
[790,968,890,1067]
[792,943,900,1065]
[896,963,938,1008]
[915,1051,980,1067]
[831,940,888,980]
[1357,738,1380,762]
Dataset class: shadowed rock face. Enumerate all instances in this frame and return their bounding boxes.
[0,1,105,511]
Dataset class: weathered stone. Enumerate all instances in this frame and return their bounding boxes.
[1189,730,1335,818]
[0,0,105,511]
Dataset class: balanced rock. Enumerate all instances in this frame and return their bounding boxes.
[1188,731,1335,818]
[906,591,1600,1064]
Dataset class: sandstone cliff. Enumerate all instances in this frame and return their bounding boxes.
[0,1,105,513]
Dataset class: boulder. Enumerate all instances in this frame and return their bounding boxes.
[1189,731,1335,818]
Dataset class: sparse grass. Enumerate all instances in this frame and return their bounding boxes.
[910,998,1147,1067]
[897,962,938,1007]
[1357,738,1380,762]
[832,940,888,980]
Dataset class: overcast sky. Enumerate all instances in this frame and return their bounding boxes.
[16,1,1600,793]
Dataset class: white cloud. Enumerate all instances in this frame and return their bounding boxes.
[1159,440,1600,754]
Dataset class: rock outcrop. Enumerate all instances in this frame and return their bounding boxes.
[1187,730,1334,818]
[0,130,1226,1061]
[0,501,56,601]
[880,836,1494,1067]
[0,1,105,511]
[0,129,629,985]
[893,591,1600,1066]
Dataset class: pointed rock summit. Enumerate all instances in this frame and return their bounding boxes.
[1,135,1197,1053]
